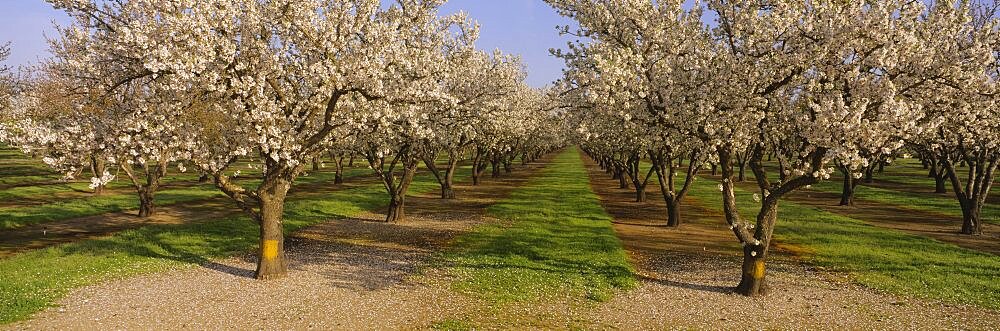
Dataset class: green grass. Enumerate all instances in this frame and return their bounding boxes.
[753,158,1000,224]
[0,167,374,230]
[809,180,1000,225]
[0,165,443,324]
[685,175,1000,309]
[443,148,636,304]
[0,187,224,230]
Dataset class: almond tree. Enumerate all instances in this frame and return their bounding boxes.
[48,0,470,280]
[423,49,526,199]
[550,0,945,297]
[0,43,14,143]
[912,1,999,235]
[7,72,120,196]
[548,0,710,224]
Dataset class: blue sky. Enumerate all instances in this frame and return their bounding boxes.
[0,0,575,87]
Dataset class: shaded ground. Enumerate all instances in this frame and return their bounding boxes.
[787,188,1000,256]
[578,155,1000,330]
[0,199,235,257]
[5,157,554,330]
[0,170,373,258]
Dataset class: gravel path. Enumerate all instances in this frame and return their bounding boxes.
[6,158,556,330]
[574,154,1000,330]
[7,211,480,330]
[595,253,1000,330]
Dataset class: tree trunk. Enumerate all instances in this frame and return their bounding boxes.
[312,157,320,171]
[386,193,405,223]
[333,156,345,185]
[839,168,855,206]
[635,187,646,202]
[735,245,768,296]
[383,155,418,223]
[930,162,947,193]
[737,161,746,182]
[961,204,983,235]
[491,159,501,178]
[711,163,718,176]
[719,147,789,297]
[472,152,486,186]
[441,158,458,199]
[255,188,289,280]
[665,198,681,227]
[138,189,155,218]
[934,173,947,194]
[91,156,107,195]
[864,167,874,183]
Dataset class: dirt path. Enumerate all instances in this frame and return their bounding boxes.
[787,188,1000,255]
[6,156,555,330]
[0,169,378,258]
[578,155,1000,330]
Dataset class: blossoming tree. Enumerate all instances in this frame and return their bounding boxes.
[48,0,476,279]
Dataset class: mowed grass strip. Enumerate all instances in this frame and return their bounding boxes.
[684,175,1000,309]
[0,167,449,325]
[0,167,373,231]
[809,175,1000,225]
[444,148,636,304]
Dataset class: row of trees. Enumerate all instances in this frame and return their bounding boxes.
[549,0,998,296]
[0,0,563,280]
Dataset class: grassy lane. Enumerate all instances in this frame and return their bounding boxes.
[0,166,454,324]
[808,177,1000,225]
[443,148,635,305]
[683,175,1000,309]
[0,168,373,230]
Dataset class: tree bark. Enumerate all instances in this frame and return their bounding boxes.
[665,198,681,227]
[138,188,155,218]
[651,149,700,228]
[90,156,107,195]
[735,244,768,296]
[385,162,417,222]
[471,148,488,186]
[255,186,289,280]
[930,161,947,193]
[490,158,501,178]
[961,204,983,235]
[737,160,747,182]
[386,193,405,223]
[441,157,458,199]
[838,166,857,206]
